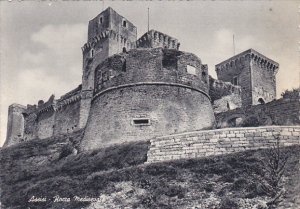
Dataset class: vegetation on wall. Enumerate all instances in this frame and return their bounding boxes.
[1,133,299,209]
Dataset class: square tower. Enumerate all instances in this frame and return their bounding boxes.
[215,49,279,107]
[136,30,180,50]
[81,7,137,91]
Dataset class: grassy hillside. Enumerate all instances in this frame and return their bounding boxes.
[0,133,299,209]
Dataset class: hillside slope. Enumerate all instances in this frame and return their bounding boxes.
[0,133,299,209]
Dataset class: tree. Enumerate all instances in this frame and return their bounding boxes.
[257,136,289,208]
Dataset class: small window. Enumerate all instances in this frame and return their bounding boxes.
[102,71,108,81]
[258,98,265,104]
[122,20,127,27]
[133,118,150,126]
[187,65,197,75]
[202,71,207,83]
[99,17,103,24]
[232,76,238,85]
[90,49,94,58]
[122,60,126,72]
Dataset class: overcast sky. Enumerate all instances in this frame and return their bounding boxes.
[0,1,299,146]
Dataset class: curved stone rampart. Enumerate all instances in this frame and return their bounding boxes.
[93,48,209,95]
[82,84,215,150]
[82,48,215,150]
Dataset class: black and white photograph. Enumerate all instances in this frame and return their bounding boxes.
[0,1,299,208]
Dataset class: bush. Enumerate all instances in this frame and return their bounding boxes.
[242,116,260,127]
[220,197,239,209]
[281,88,300,99]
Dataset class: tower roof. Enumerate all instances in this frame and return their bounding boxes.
[87,7,137,42]
[215,49,279,74]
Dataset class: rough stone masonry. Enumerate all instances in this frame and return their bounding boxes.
[4,7,300,153]
[147,126,300,163]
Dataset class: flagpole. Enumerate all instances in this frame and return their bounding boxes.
[147,8,150,32]
[233,34,235,55]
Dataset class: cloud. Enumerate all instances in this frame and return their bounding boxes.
[205,28,299,96]
[211,28,263,62]
[0,24,87,146]
[199,28,263,79]
[31,24,86,56]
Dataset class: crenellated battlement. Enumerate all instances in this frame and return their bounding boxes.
[216,49,279,75]
[82,29,136,53]
[6,7,297,153]
[215,49,279,107]
[93,48,210,99]
[136,30,180,50]
[56,93,81,111]
[209,76,241,101]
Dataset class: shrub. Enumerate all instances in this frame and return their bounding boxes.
[220,197,239,209]
[242,116,260,127]
[256,137,290,208]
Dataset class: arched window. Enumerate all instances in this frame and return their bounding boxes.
[258,98,265,104]
[122,20,127,27]
[99,17,103,24]
[90,49,94,58]
[232,76,238,85]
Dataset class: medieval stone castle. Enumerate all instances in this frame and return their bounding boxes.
[4,8,300,152]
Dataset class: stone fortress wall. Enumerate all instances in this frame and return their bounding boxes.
[147,126,300,163]
[4,7,300,155]
[215,93,300,129]
[4,86,84,147]
[215,49,278,107]
[81,48,215,150]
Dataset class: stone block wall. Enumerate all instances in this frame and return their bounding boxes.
[251,59,277,105]
[147,126,300,163]
[37,109,56,139]
[94,48,209,96]
[209,76,241,102]
[4,104,26,146]
[82,48,215,150]
[216,52,252,106]
[82,7,137,91]
[82,84,215,150]
[215,49,278,107]
[216,96,300,128]
[213,94,242,114]
[4,86,89,147]
[53,100,81,135]
[137,30,179,49]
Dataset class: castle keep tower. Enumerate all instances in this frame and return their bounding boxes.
[79,8,137,129]
[4,104,26,146]
[215,49,279,106]
[81,7,137,91]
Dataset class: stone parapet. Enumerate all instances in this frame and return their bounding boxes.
[136,30,179,50]
[215,49,279,75]
[147,126,300,163]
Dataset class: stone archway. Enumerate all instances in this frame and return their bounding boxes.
[258,98,265,104]
[218,113,246,128]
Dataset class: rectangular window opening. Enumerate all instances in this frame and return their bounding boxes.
[133,118,150,125]
[187,65,197,75]
[232,76,238,85]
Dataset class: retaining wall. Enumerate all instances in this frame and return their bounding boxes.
[216,96,300,128]
[147,126,300,163]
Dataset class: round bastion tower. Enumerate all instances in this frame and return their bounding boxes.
[80,8,215,150]
[81,47,215,150]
